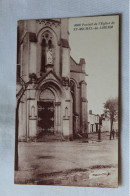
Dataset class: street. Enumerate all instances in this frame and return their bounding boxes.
[15,132,118,187]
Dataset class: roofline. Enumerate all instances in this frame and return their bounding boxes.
[70,56,79,65]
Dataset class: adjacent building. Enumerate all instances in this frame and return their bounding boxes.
[88,110,99,133]
[101,116,118,132]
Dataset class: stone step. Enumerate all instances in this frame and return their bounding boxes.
[36,134,65,142]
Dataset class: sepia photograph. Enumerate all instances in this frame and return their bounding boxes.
[15,15,119,187]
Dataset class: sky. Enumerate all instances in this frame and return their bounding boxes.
[69,15,119,115]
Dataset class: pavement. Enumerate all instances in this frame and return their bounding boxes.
[15,132,118,187]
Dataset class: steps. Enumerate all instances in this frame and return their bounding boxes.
[36,133,65,142]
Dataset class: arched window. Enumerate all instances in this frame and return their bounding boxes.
[48,39,52,49]
[31,106,35,118]
[41,31,54,72]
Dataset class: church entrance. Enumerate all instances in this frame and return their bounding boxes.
[38,101,54,135]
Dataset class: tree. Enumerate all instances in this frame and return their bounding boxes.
[15,76,29,171]
[15,74,37,171]
[104,98,118,140]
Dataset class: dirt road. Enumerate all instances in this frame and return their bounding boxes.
[15,134,118,187]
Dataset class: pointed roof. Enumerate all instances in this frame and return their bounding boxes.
[70,56,82,72]
[37,70,62,85]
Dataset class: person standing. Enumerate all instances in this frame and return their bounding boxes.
[112,129,115,139]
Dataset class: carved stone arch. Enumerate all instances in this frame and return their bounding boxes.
[37,27,58,46]
[39,86,60,103]
[70,78,79,88]
[39,88,55,100]
[36,80,63,135]
[37,27,59,73]
[36,79,65,101]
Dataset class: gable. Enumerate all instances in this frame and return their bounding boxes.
[37,70,62,85]
[70,56,82,72]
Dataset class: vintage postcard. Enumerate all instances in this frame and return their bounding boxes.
[15,15,119,187]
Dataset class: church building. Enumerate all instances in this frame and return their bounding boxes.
[16,18,88,141]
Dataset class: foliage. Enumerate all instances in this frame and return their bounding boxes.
[104,98,118,121]
[104,98,118,140]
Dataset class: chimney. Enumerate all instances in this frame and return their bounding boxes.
[89,110,92,114]
[79,58,86,73]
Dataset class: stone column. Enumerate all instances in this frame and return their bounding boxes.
[62,98,73,139]
[80,81,87,133]
[18,101,22,140]
[63,104,70,138]
[26,87,37,141]
[55,102,61,134]
[28,99,37,138]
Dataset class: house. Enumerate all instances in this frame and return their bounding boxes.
[101,115,118,132]
[88,110,99,133]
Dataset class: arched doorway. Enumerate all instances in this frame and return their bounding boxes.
[37,89,55,136]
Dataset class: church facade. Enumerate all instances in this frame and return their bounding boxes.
[17,18,88,141]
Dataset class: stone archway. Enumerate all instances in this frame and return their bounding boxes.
[36,81,63,136]
[37,89,55,136]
